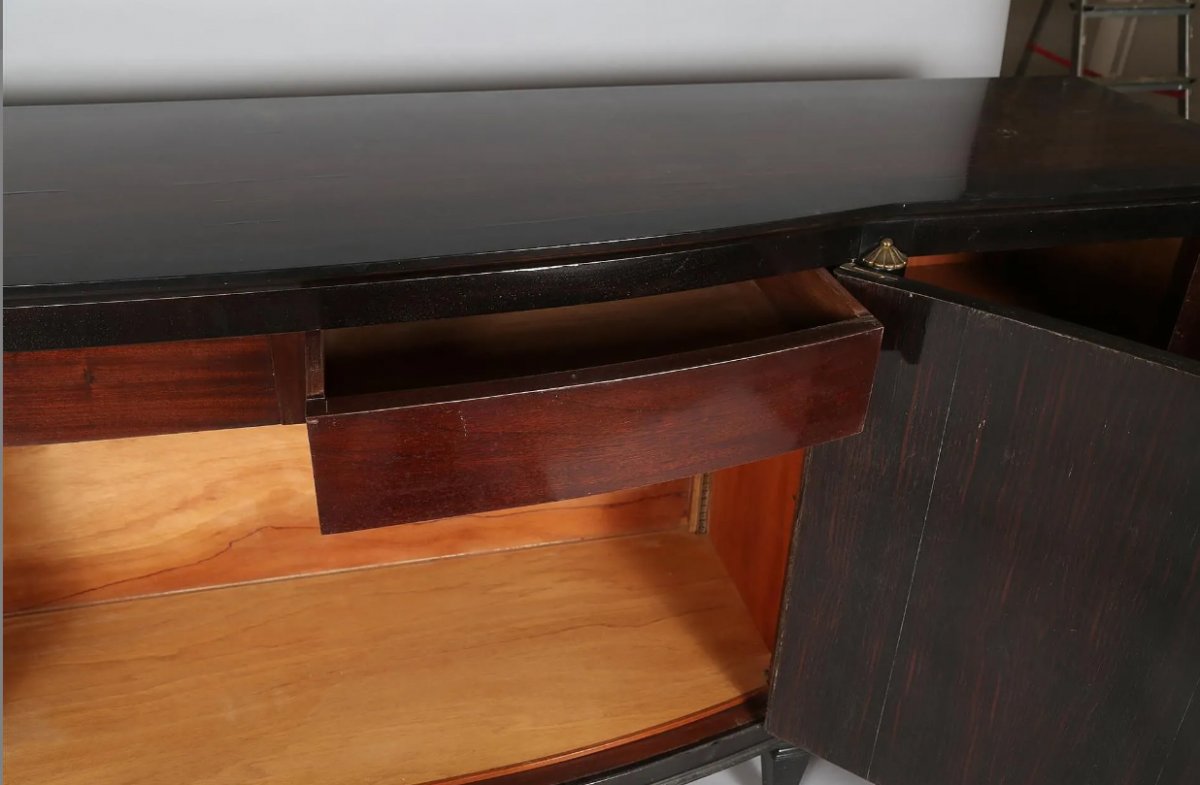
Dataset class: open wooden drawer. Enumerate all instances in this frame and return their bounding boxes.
[307,268,882,533]
[4,424,802,785]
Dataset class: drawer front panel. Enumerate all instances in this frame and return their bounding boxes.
[3,335,290,445]
[308,320,881,533]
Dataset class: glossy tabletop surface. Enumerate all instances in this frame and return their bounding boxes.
[7,77,1200,299]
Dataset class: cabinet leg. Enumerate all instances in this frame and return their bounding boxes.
[761,746,810,785]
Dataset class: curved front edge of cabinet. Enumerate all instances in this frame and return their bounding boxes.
[306,314,882,534]
[466,703,775,785]
[551,726,777,785]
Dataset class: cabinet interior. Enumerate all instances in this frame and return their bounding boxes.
[3,425,800,784]
[906,237,1188,349]
[322,268,861,398]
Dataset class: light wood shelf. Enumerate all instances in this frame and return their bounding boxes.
[4,530,769,785]
[3,424,692,613]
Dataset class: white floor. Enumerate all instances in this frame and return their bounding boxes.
[695,754,870,785]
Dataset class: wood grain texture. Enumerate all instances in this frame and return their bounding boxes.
[3,335,282,445]
[4,531,770,785]
[766,272,970,774]
[707,451,805,648]
[903,252,977,268]
[869,297,1200,785]
[308,317,880,533]
[3,425,691,613]
[1158,694,1200,785]
[268,332,309,423]
[771,269,1200,785]
[305,330,325,399]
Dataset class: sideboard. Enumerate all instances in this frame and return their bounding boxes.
[4,76,1199,785]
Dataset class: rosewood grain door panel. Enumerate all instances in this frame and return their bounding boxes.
[763,276,972,775]
[1158,698,1200,785]
[768,269,1200,785]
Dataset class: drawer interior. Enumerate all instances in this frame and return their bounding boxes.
[322,268,864,398]
[4,424,799,784]
[905,237,1187,349]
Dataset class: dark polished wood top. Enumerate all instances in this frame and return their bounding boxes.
[6,77,1200,350]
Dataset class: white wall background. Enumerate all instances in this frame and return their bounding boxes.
[5,0,1012,104]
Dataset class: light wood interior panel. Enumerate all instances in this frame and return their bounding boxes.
[324,268,858,397]
[3,425,691,613]
[700,451,806,648]
[4,531,769,785]
[906,238,1185,347]
[706,451,805,648]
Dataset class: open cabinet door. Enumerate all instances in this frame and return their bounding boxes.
[766,266,1200,785]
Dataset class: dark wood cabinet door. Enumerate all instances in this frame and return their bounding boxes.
[766,267,1200,785]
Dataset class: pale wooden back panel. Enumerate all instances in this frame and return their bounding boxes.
[707,451,805,648]
[3,424,692,613]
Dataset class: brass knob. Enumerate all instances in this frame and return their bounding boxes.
[859,238,908,272]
